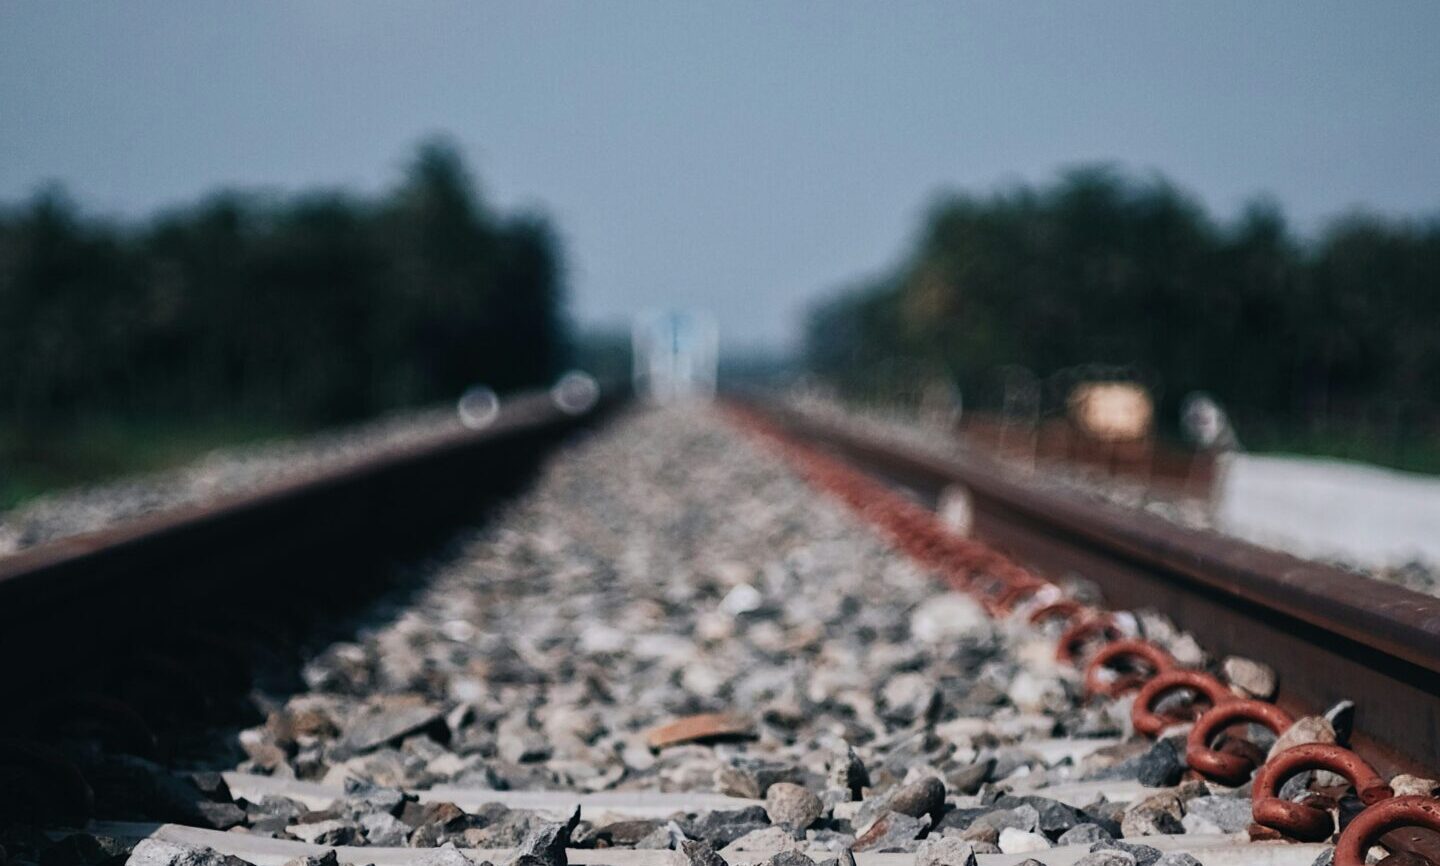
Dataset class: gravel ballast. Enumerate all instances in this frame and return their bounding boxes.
[13,406,1361,866]
[0,407,461,556]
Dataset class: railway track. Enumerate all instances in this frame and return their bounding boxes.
[730,396,1440,864]
[1,393,1437,866]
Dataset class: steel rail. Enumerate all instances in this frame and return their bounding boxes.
[738,397,1440,778]
[0,388,626,692]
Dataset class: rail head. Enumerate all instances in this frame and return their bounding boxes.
[0,388,623,613]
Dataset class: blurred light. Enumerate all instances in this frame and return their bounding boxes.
[457,385,500,429]
[632,310,718,404]
[551,371,600,415]
[1181,392,1238,451]
[1068,382,1153,443]
[938,484,974,536]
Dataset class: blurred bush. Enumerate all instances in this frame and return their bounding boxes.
[0,137,566,430]
[805,166,1440,450]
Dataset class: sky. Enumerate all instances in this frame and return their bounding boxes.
[3,3,1439,352]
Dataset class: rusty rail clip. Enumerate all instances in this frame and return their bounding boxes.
[1082,638,1175,697]
[1028,598,1089,628]
[1252,743,1393,842]
[1056,614,1124,664]
[1336,796,1440,866]
[985,579,1045,616]
[1131,669,1234,737]
[1186,698,1295,784]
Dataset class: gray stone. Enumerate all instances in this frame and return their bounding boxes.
[721,827,802,854]
[194,802,245,830]
[765,783,824,829]
[361,812,412,846]
[634,823,684,851]
[342,779,409,817]
[1325,700,1356,745]
[1280,770,1321,803]
[416,846,473,866]
[675,841,729,866]
[1121,792,1184,838]
[968,805,1041,835]
[827,747,869,800]
[1074,853,1136,866]
[1222,656,1276,699]
[1058,823,1114,845]
[1180,795,1252,833]
[508,807,580,866]
[913,836,978,866]
[285,820,358,846]
[1091,839,1164,866]
[124,840,253,866]
[682,807,771,847]
[946,759,992,795]
[342,703,446,755]
[280,853,337,866]
[1135,739,1184,788]
[587,820,662,847]
[853,812,929,852]
[882,776,946,820]
[880,673,939,725]
[1268,715,1336,759]
[993,795,1085,835]
[497,716,552,764]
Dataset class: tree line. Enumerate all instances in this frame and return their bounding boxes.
[0,138,566,430]
[805,166,1440,449]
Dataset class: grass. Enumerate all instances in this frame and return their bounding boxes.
[1241,426,1440,476]
[0,417,298,512]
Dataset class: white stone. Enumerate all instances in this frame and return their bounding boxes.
[997,827,1052,853]
[1006,670,1067,714]
[915,835,979,866]
[720,582,764,614]
[1222,656,1277,699]
[910,593,991,643]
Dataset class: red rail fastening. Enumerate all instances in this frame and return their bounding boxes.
[983,578,1046,616]
[1028,598,1090,628]
[1186,699,1296,785]
[1082,638,1176,697]
[727,406,1430,860]
[1131,669,1234,737]
[1335,796,1440,866]
[1251,743,1393,842]
[1056,614,1124,664]
[724,405,1055,629]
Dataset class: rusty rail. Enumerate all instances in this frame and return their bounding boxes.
[735,397,1440,780]
[0,388,625,695]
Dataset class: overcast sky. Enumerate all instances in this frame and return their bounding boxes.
[3,3,1438,350]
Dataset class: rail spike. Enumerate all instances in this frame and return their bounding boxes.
[1186,699,1294,785]
[985,578,1046,617]
[1336,796,1440,866]
[1056,614,1124,665]
[1131,669,1234,737]
[1028,598,1089,628]
[1082,638,1175,698]
[1252,743,1393,842]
